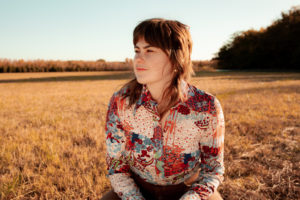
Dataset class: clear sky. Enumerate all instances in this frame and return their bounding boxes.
[0,0,299,62]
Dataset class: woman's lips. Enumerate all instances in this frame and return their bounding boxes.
[136,67,147,71]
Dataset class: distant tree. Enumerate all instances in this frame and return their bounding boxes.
[97,59,106,63]
[125,58,133,64]
[215,7,300,71]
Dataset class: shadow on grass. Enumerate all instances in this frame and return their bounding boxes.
[216,83,300,101]
[194,71,300,82]
[0,72,134,83]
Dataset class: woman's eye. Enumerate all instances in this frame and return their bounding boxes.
[134,49,154,53]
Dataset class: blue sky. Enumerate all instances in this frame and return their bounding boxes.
[0,0,299,61]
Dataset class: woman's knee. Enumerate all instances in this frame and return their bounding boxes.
[208,190,223,200]
[100,189,121,200]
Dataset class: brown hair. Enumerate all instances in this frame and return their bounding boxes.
[122,18,194,117]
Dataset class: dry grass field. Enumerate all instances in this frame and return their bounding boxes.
[0,71,299,200]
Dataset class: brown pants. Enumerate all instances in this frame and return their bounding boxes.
[101,172,223,200]
[101,189,223,200]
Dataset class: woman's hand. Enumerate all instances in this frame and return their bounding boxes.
[184,169,200,187]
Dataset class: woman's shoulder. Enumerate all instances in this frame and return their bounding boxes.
[187,84,217,101]
[108,85,130,105]
[186,84,222,113]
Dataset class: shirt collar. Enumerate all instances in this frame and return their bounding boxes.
[135,84,158,114]
[134,80,190,113]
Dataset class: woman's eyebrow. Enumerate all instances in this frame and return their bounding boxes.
[134,44,153,49]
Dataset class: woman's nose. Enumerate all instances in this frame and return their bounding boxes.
[134,53,144,63]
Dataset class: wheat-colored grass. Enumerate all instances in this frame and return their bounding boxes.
[0,71,299,200]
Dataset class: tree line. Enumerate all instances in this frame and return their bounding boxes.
[0,59,132,73]
[214,7,300,71]
[0,58,216,73]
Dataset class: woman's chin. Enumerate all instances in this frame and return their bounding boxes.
[136,77,148,85]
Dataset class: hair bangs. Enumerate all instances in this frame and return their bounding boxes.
[133,18,172,53]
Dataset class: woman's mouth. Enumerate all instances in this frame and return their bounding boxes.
[136,67,147,71]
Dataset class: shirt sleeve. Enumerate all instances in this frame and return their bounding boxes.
[105,93,145,200]
[180,97,225,200]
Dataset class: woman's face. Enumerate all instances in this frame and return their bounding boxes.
[133,38,173,88]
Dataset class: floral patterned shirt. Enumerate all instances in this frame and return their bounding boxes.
[105,81,225,200]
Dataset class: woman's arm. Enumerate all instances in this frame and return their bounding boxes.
[105,93,145,200]
[180,97,225,200]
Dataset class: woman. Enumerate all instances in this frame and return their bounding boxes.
[102,18,225,200]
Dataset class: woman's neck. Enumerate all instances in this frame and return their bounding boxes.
[146,81,171,104]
